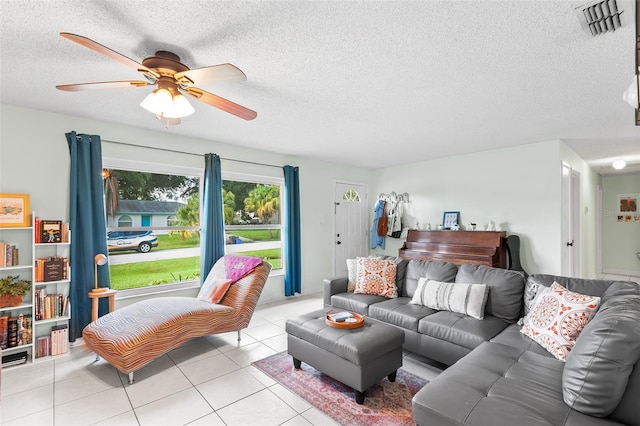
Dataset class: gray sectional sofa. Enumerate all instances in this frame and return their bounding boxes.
[323,258,640,426]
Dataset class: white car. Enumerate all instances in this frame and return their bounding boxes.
[107,230,158,253]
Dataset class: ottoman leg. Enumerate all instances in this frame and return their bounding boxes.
[388,370,397,382]
[293,357,302,369]
[355,389,365,404]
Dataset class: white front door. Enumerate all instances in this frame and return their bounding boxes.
[334,182,368,277]
[561,162,581,276]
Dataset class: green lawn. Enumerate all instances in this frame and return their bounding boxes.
[110,256,200,290]
[231,229,280,241]
[110,248,282,289]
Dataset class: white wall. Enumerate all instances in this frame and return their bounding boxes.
[0,104,374,304]
[371,140,599,277]
[601,174,640,275]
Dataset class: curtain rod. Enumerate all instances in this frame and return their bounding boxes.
[101,138,284,169]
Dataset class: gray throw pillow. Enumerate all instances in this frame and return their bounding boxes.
[562,295,640,416]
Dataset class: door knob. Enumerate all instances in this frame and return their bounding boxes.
[336,241,342,245]
[566,241,574,247]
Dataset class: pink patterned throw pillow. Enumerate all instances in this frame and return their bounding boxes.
[354,257,397,298]
[224,254,263,282]
[521,282,600,361]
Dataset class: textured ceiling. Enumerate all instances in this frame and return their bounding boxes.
[1,0,639,174]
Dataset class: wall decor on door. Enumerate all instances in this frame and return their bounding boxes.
[0,193,30,228]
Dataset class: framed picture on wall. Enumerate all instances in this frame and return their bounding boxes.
[0,193,30,228]
[442,211,460,230]
[617,194,639,214]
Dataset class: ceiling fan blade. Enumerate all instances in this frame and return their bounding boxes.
[56,81,150,91]
[174,63,247,86]
[185,87,257,120]
[60,32,159,79]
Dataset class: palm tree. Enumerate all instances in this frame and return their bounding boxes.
[244,185,280,237]
[223,189,236,224]
[103,169,119,219]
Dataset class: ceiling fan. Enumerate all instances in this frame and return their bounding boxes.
[56,32,257,125]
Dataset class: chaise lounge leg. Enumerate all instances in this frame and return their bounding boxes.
[237,330,241,341]
[128,373,134,385]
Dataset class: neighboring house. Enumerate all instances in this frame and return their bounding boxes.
[106,200,185,234]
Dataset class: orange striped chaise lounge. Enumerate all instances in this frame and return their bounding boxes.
[82,256,271,384]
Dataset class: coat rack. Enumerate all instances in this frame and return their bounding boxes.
[378,192,410,202]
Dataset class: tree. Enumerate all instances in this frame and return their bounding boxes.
[171,193,200,239]
[244,184,280,237]
[222,180,255,212]
[223,189,236,224]
[103,169,199,219]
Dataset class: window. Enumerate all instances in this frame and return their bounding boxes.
[117,215,133,227]
[222,173,284,271]
[102,159,202,293]
[343,189,361,203]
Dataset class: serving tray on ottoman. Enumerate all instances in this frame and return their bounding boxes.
[285,309,405,404]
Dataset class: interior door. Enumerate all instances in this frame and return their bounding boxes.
[334,182,368,277]
[561,162,581,276]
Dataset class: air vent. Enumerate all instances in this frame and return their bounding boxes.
[575,0,631,36]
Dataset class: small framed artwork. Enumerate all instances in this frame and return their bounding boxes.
[618,194,639,213]
[442,211,460,230]
[0,193,30,228]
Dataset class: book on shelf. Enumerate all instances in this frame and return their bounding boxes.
[0,241,21,267]
[17,314,33,346]
[35,256,68,282]
[35,288,68,321]
[36,336,50,358]
[51,324,68,356]
[35,218,68,243]
[327,311,355,322]
[2,350,28,367]
[7,317,18,347]
[0,315,8,349]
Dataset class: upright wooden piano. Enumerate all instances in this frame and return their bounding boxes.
[399,230,507,268]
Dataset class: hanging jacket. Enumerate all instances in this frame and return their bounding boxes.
[371,199,386,249]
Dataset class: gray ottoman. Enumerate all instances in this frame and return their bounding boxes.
[285,309,405,404]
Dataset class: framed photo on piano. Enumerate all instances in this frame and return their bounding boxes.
[442,211,460,230]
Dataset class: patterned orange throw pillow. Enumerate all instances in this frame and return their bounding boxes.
[197,277,233,304]
[354,257,397,298]
[521,282,600,361]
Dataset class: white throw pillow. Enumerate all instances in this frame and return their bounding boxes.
[521,282,601,361]
[346,258,357,292]
[410,278,489,320]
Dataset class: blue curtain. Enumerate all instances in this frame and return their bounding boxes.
[201,153,225,280]
[66,132,110,341]
[283,165,301,296]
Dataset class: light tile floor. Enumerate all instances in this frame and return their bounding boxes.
[1,293,442,426]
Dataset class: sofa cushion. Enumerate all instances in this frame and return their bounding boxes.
[354,257,398,298]
[610,362,640,426]
[412,341,612,426]
[404,260,459,298]
[455,263,525,323]
[490,323,554,358]
[410,279,489,320]
[330,292,386,315]
[417,311,508,350]
[368,297,435,331]
[562,294,640,417]
[529,274,615,298]
[521,282,600,362]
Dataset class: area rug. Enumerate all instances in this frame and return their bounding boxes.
[252,351,427,426]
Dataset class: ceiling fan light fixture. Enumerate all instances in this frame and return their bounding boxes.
[169,93,195,118]
[140,88,172,115]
